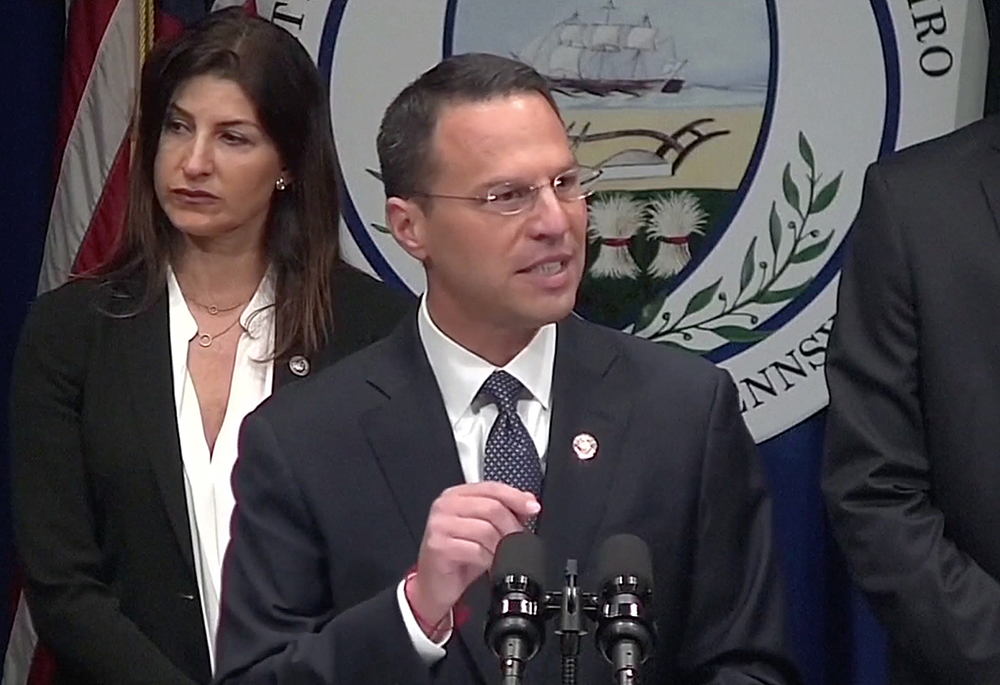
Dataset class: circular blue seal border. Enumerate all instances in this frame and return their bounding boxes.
[319,0,901,362]
[318,0,409,291]
[702,0,899,363]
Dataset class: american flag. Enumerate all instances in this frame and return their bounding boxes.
[36,0,238,293]
[4,1,267,683]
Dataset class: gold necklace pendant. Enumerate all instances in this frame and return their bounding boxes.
[194,299,244,316]
[182,291,248,317]
[195,317,242,348]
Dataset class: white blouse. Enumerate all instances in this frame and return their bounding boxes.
[166,267,275,671]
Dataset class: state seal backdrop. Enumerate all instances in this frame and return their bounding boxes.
[254,0,986,442]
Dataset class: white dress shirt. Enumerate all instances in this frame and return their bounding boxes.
[398,296,556,663]
[167,267,275,672]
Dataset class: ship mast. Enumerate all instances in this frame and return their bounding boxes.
[603,0,616,22]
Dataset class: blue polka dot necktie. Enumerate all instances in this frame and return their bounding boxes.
[480,370,543,497]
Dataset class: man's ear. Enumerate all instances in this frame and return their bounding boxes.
[386,197,429,262]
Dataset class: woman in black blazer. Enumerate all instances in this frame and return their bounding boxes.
[9,10,412,685]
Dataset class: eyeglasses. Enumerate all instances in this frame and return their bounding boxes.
[414,165,603,216]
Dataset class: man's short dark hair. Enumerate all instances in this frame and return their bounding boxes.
[376,52,560,200]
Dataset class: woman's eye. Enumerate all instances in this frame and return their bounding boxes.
[163,119,187,133]
[221,132,250,146]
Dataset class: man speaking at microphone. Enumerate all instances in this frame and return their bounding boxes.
[214,53,800,685]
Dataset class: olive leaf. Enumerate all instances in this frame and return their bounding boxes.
[769,202,782,256]
[756,282,811,304]
[789,231,834,264]
[810,172,843,214]
[740,237,757,293]
[782,163,800,213]
[798,132,815,171]
[711,326,773,343]
[682,277,723,318]
[634,286,672,332]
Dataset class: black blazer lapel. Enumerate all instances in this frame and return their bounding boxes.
[114,289,195,576]
[273,263,418,389]
[980,127,1000,245]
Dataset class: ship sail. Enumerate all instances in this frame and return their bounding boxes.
[515,0,687,96]
[560,24,587,47]
[625,26,657,51]
[590,23,623,51]
[549,45,585,78]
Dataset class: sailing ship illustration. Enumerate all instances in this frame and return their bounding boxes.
[517,1,687,97]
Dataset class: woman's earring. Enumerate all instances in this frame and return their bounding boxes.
[275,177,288,191]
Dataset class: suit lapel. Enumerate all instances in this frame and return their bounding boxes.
[358,320,508,684]
[530,317,632,683]
[539,317,631,582]
[115,289,196,575]
[360,320,465,544]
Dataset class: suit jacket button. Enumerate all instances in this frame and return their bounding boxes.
[289,355,310,377]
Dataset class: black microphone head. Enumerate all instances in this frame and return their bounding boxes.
[595,534,656,668]
[597,533,653,595]
[490,532,546,586]
[485,532,547,666]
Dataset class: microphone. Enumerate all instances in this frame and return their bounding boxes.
[485,532,547,685]
[594,534,655,685]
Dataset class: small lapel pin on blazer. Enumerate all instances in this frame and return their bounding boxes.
[573,433,598,461]
[288,354,311,377]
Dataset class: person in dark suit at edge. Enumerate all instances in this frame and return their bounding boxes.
[214,52,801,685]
[824,116,1000,684]
[9,10,413,685]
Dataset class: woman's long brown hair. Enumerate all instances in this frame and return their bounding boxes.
[98,8,341,358]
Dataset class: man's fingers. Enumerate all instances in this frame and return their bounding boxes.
[437,496,526,537]
[422,527,496,571]
[414,484,542,615]
[425,514,514,559]
[438,482,541,522]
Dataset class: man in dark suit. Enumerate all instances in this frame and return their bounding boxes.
[214,53,799,685]
[823,116,1000,684]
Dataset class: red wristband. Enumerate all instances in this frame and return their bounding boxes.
[404,571,452,639]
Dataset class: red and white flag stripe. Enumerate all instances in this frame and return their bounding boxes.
[36,0,138,294]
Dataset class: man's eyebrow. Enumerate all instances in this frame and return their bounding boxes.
[477,164,579,190]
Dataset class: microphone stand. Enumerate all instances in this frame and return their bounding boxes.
[545,560,599,685]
